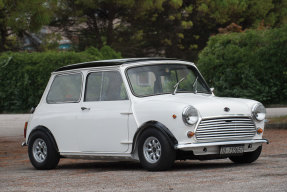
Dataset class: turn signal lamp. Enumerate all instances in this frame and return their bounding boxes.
[257,128,263,134]
[187,131,195,138]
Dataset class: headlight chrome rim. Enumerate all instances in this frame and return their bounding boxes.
[252,103,266,121]
[182,105,199,125]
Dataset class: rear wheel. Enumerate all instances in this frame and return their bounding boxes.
[138,128,176,171]
[229,145,262,164]
[28,131,60,170]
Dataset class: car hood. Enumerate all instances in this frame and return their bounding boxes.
[134,93,257,118]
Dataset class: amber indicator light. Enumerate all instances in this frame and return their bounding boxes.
[172,114,177,119]
[187,131,195,138]
[257,128,263,134]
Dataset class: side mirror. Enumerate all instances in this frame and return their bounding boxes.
[210,87,214,92]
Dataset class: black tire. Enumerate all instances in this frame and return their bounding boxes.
[138,128,176,171]
[229,145,262,164]
[28,131,60,170]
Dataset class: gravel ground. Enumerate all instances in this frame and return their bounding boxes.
[0,129,287,192]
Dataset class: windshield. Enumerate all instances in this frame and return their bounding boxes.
[126,64,211,97]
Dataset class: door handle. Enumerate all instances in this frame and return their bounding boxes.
[81,107,90,111]
[120,112,133,115]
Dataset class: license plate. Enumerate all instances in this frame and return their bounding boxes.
[220,145,244,155]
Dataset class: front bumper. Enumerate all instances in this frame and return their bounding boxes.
[176,139,269,149]
[175,139,269,154]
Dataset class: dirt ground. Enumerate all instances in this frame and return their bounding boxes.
[0,129,286,192]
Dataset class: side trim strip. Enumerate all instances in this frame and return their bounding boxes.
[60,152,134,160]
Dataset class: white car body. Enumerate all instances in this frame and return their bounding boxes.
[24,58,268,169]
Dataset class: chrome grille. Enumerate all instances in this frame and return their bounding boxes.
[195,117,256,142]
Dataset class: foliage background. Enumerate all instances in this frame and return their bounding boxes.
[0,0,287,112]
[0,46,121,112]
[1,0,287,60]
[198,25,287,104]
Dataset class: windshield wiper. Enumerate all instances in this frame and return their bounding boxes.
[172,77,185,95]
[193,76,198,94]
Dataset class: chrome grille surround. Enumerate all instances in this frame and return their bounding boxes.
[195,116,256,143]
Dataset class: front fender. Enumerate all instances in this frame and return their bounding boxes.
[132,121,178,153]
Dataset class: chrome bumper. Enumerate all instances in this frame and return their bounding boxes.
[175,139,269,150]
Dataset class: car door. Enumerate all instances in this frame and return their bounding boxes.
[77,70,130,153]
[43,72,83,153]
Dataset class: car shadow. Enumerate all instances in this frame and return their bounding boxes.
[171,160,248,171]
[55,159,258,172]
[57,160,142,171]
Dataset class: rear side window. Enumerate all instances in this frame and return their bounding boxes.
[47,73,82,103]
[85,71,128,101]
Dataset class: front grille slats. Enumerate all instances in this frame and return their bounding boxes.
[200,118,251,123]
[196,135,254,141]
[195,117,256,142]
[196,134,255,139]
[196,130,256,135]
[199,124,254,128]
[197,126,254,132]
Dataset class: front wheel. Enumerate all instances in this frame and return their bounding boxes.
[28,131,60,170]
[138,129,176,171]
[229,145,262,164]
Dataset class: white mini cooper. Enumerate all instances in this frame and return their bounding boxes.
[23,58,268,171]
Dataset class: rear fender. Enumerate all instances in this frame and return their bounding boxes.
[28,126,59,152]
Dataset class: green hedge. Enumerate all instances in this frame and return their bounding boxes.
[198,25,287,104]
[0,46,121,113]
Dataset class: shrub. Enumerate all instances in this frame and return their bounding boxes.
[0,46,121,113]
[198,25,287,104]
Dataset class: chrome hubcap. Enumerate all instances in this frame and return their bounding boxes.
[32,138,47,163]
[143,137,161,163]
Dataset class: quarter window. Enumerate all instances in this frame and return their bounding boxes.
[85,71,128,101]
[47,73,82,103]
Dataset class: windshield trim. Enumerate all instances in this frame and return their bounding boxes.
[125,63,212,98]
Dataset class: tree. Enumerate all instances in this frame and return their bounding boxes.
[52,0,134,50]
[120,0,194,58]
[188,0,287,60]
[117,0,287,60]
[0,0,54,52]
[52,0,287,60]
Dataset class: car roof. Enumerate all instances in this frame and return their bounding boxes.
[54,57,183,72]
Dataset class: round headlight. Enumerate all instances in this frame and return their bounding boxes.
[182,106,198,125]
[252,103,266,121]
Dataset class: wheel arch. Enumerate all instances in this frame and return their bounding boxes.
[28,125,59,152]
[131,121,178,155]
